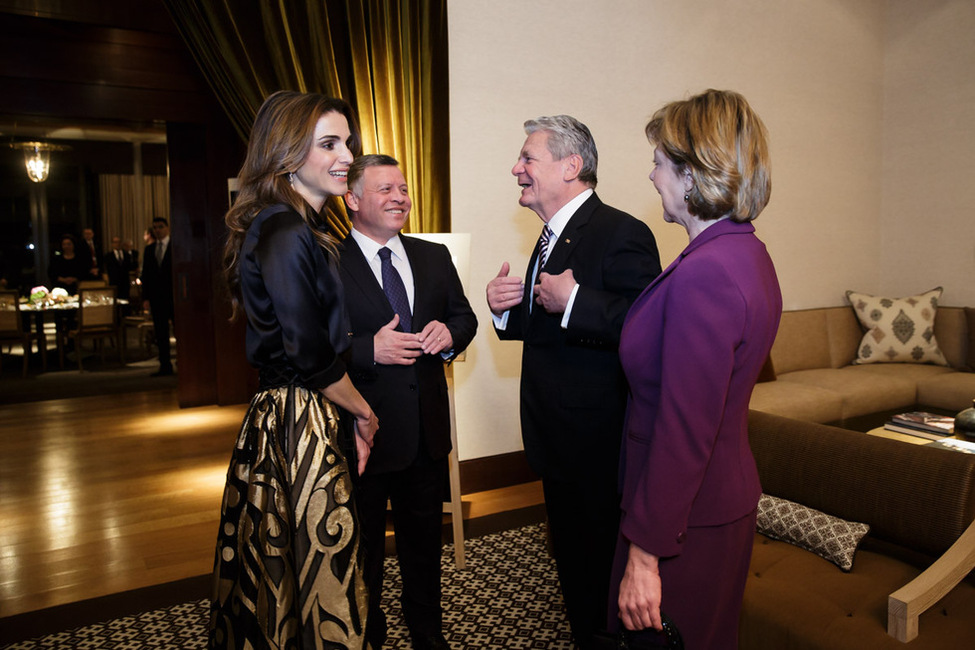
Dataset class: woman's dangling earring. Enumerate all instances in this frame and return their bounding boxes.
[287,171,296,186]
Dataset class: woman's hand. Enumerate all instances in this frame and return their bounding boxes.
[618,542,664,632]
[354,427,371,475]
[321,374,378,450]
[355,411,378,447]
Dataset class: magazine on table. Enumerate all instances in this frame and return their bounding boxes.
[926,438,975,454]
[883,422,950,441]
[885,411,955,438]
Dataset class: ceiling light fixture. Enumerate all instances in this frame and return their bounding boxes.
[9,141,71,183]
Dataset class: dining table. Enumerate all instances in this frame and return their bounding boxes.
[19,295,128,367]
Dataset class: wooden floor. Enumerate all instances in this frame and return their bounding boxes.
[0,388,544,622]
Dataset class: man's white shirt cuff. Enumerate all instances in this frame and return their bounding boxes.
[561,283,580,329]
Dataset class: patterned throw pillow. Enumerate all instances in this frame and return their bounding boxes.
[756,493,870,571]
[846,287,948,365]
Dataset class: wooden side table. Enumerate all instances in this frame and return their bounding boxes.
[865,427,934,445]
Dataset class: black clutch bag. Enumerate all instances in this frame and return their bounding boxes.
[593,614,684,650]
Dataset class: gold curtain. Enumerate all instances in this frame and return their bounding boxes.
[162,0,449,235]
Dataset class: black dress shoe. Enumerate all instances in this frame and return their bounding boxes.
[151,366,174,377]
[411,631,450,650]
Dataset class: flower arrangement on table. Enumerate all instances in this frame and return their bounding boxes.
[28,286,50,304]
[28,286,70,305]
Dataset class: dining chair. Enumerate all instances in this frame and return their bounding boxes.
[121,314,155,359]
[120,283,154,359]
[60,287,122,371]
[0,290,45,378]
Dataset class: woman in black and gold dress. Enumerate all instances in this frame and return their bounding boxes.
[209,90,379,649]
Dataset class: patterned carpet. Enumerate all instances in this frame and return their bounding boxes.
[3,523,576,649]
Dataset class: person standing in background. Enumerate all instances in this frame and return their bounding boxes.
[80,227,101,279]
[123,238,138,271]
[105,235,133,303]
[141,217,174,376]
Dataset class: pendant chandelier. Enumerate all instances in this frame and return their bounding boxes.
[9,141,71,183]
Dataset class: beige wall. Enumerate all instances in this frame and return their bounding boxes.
[881,0,975,307]
[447,0,973,461]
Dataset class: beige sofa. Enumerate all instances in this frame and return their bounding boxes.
[749,306,975,423]
[742,411,975,649]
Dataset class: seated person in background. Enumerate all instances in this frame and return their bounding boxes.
[48,233,88,340]
[49,234,87,295]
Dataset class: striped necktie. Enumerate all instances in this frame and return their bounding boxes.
[538,224,553,270]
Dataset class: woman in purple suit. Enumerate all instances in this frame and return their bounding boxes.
[608,90,782,649]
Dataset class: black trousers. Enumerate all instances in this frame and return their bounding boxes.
[149,300,172,369]
[542,475,621,650]
[356,445,448,648]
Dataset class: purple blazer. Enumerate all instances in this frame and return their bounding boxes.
[617,219,782,559]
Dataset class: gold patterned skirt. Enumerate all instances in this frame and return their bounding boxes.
[208,385,368,649]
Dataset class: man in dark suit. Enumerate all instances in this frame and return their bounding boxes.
[122,238,138,272]
[340,154,477,650]
[486,115,661,649]
[104,235,133,303]
[140,217,174,376]
[78,227,102,279]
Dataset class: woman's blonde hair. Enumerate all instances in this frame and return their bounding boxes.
[646,89,770,222]
[223,91,361,317]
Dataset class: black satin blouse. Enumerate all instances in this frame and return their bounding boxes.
[241,205,350,390]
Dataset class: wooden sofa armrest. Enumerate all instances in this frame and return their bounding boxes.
[888,517,975,642]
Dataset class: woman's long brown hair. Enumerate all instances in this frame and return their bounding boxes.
[223,91,361,319]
